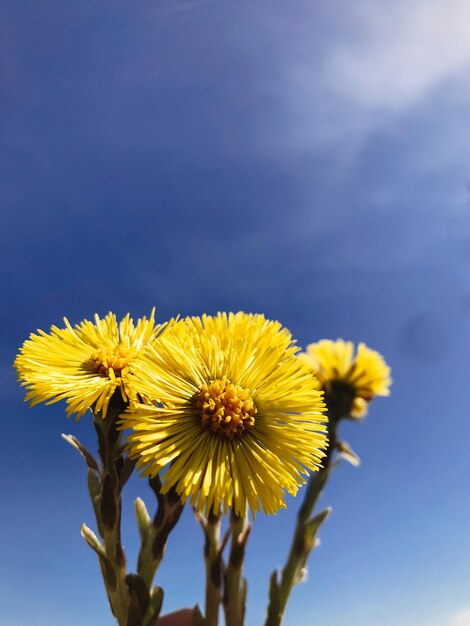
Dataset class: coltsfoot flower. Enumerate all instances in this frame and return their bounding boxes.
[121,312,328,516]
[14,310,164,419]
[300,339,391,418]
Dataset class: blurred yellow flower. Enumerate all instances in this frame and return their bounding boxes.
[14,310,163,419]
[121,312,328,516]
[300,339,391,418]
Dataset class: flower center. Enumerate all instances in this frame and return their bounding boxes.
[195,377,257,438]
[89,344,137,378]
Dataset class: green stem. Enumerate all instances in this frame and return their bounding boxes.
[92,395,130,626]
[137,478,184,590]
[102,525,128,624]
[204,513,222,626]
[137,529,159,591]
[276,432,335,618]
[264,392,347,626]
[224,514,250,626]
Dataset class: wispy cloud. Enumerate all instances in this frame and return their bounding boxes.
[269,0,470,154]
[450,607,470,626]
[328,0,470,110]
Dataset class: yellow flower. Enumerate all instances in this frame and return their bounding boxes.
[121,312,328,517]
[300,339,391,418]
[14,310,164,420]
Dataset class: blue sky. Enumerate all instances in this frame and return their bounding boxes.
[2,1,470,625]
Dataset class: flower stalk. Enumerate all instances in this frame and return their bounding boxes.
[223,513,250,626]
[86,394,132,625]
[194,511,225,626]
[205,513,223,626]
[136,476,184,589]
[264,394,346,626]
[66,394,183,626]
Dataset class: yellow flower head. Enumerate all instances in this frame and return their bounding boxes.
[121,312,328,517]
[14,310,163,420]
[300,339,391,418]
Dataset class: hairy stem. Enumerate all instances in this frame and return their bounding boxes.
[92,394,130,626]
[264,391,349,626]
[137,477,184,590]
[203,513,222,626]
[223,514,250,626]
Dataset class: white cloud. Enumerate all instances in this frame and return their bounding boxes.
[266,0,470,157]
[450,607,470,626]
[327,0,470,110]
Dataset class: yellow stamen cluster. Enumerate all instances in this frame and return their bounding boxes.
[89,344,138,378]
[195,377,256,438]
